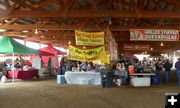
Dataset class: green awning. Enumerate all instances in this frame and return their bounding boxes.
[0,36,38,54]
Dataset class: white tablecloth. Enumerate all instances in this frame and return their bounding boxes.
[65,71,101,85]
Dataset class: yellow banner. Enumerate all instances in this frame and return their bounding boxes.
[75,30,104,46]
[100,52,110,64]
[67,45,105,61]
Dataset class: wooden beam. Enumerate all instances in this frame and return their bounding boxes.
[1,10,180,18]
[139,0,146,10]
[161,0,180,7]
[152,0,162,10]
[39,40,52,44]
[79,18,90,29]
[24,36,40,41]
[118,0,127,11]
[68,18,76,25]
[2,31,75,37]
[0,24,180,31]
[49,18,62,25]
[33,0,59,8]
[130,0,142,17]
[6,2,18,16]
[4,0,10,10]
[105,0,113,9]
[63,0,74,16]
[56,0,65,10]
[10,0,34,9]
[4,18,21,25]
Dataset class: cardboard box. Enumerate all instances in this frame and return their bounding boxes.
[132,77,150,87]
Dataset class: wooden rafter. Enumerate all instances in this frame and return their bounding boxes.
[2,10,180,18]
[2,31,74,37]
[4,0,10,10]
[49,18,62,25]
[33,0,59,8]
[68,18,76,25]
[118,0,126,11]
[4,18,21,25]
[106,0,113,9]
[130,0,142,17]
[161,0,180,7]
[6,2,18,15]
[63,0,75,16]
[79,18,90,29]
[151,0,164,25]
[90,0,99,9]
[139,0,146,10]
[10,0,33,9]
[152,0,162,10]
[0,24,180,31]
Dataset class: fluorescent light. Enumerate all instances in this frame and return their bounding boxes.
[68,41,71,44]
[0,29,7,32]
[4,20,9,22]
[160,42,164,46]
[22,30,29,33]
[35,29,38,34]
[20,36,27,37]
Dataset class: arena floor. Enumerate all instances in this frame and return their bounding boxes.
[0,71,179,108]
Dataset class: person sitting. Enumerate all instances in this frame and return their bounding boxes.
[91,66,98,72]
[80,61,87,72]
[14,62,21,69]
[114,63,128,83]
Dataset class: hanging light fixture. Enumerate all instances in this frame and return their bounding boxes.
[35,23,38,34]
[68,41,71,44]
[151,47,153,50]
[160,42,164,46]
[52,36,56,38]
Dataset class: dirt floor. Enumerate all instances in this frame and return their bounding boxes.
[0,71,180,108]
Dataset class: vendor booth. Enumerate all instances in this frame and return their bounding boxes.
[39,45,67,66]
[8,69,38,80]
[0,36,51,82]
[30,45,67,75]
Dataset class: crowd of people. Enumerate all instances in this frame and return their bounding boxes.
[58,57,180,88]
[59,58,102,75]
[111,58,180,88]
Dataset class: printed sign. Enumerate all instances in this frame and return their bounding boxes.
[67,45,105,61]
[130,29,179,41]
[100,52,110,64]
[32,58,41,69]
[75,30,104,45]
[124,44,150,51]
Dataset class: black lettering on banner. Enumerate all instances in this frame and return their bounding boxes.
[75,49,82,54]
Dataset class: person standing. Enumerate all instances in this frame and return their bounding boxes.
[163,59,172,83]
[80,61,87,72]
[48,58,52,75]
[155,60,163,84]
[60,58,66,75]
[175,58,180,88]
